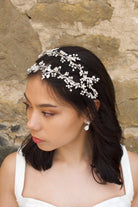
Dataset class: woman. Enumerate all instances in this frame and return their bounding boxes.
[0,46,137,207]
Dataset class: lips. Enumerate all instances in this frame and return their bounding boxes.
[32,136,44,144]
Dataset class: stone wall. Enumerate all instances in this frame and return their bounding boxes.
[0,0,138,164]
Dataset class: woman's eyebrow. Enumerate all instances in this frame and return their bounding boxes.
[24,93,57,108]
[24,93,30,102]
[37,103,57,108]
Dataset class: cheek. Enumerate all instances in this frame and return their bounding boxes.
[43,113,83,139]
[38,114,84,151]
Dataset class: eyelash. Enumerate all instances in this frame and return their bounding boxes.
[23,102,30,110]
[23,102,54,117]
[42,112,54,117]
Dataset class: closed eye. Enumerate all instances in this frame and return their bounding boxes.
[23,102,55,117]
[42,112,54,117]
[23,101,31,110]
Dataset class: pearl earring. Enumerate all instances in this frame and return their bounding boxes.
[84,121,90,131]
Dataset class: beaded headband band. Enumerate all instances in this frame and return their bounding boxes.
[27,48,100,99]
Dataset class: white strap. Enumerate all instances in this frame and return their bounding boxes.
[15,148,26,199]
[121,145,134,200]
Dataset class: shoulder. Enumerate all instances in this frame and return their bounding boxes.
[0,152,17,201]
[0,152,20,206]
[0,151,17,172]
[0,152,17,187]
[127,150,138,203]
[127,150,138,179]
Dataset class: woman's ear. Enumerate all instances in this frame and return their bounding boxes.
[82,99,100,123]
[94,99,100,111]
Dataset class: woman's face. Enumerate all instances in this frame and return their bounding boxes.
[24,75,87,151]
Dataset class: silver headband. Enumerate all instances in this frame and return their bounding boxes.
[27,48,100,99]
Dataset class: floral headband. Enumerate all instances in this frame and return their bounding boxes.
[27,48,100,99]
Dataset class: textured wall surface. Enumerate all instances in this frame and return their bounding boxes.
[0,0,138,164]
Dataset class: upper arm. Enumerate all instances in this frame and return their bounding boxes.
[0,152,19,207]
[127,151,138,206]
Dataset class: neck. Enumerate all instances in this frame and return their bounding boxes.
[53,131,92,166]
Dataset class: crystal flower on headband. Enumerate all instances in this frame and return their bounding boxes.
[27,48,100,99]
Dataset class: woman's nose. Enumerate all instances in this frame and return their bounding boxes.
[27,113,41,131]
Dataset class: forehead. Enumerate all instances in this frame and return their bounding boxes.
[25,75,70,107]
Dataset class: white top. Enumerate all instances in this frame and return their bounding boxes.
[15,145,134,207]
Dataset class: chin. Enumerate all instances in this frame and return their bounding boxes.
[37,143,56,152]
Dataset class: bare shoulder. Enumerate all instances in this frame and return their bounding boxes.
[0,152,17,187]
[0,152,19,206]
[127,150,138,176]
[127,150,138,205]
[0,151,17,173]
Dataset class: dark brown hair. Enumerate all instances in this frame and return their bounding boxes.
[21,46,123,185]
